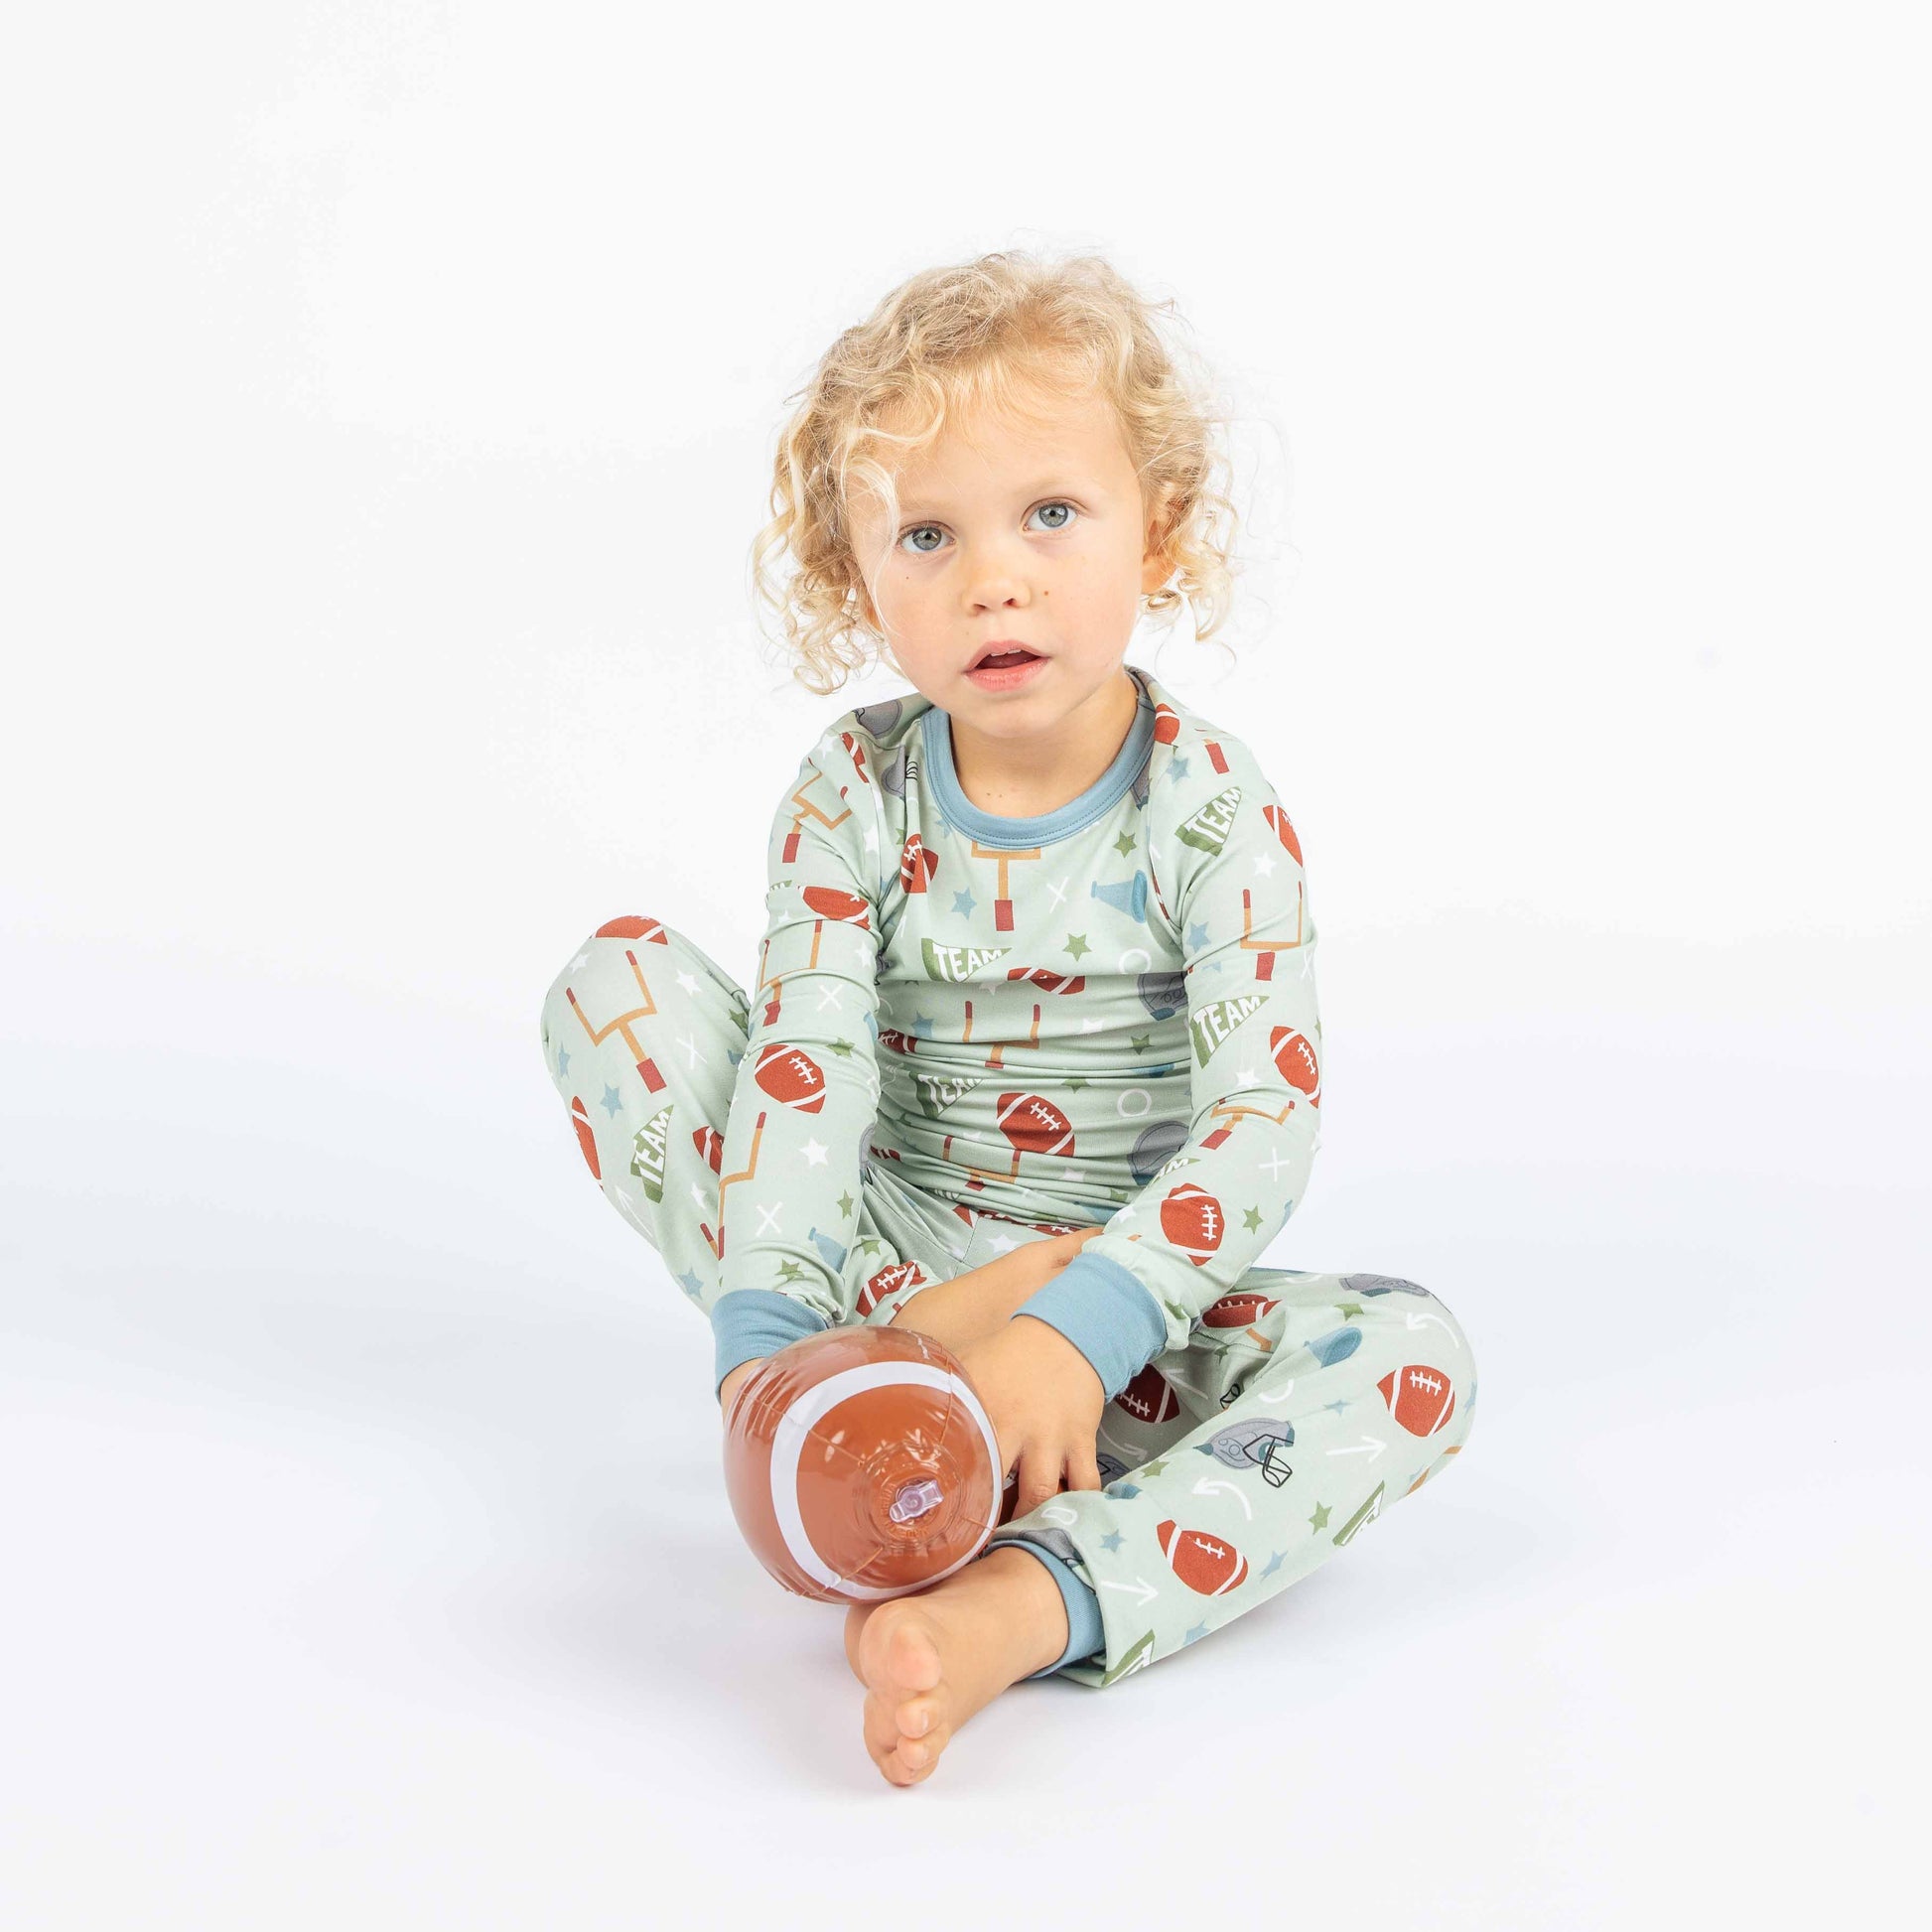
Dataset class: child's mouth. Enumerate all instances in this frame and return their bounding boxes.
[967,650,1044,689]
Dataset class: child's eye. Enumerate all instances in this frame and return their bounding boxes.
[897,501,1079,556]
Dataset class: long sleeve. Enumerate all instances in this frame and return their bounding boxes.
[710,728,887,1398]
[1013,731,1322,1401]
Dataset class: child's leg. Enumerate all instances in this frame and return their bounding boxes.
[538,914,754,1313]
[990,1269,1480,1688]
[539,912,936,1363]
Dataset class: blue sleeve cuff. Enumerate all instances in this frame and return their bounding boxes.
[711,1289,830,1403]
[1011,1251,1169,1403]
[994,1535,1107,1677]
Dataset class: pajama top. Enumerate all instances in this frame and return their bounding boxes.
[710,662,1323,1402]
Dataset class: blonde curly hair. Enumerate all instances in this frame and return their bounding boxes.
[750,249,1244,698]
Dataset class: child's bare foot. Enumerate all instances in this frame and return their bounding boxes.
[840,1546,1071,1786]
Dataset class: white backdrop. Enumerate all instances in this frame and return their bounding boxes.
[4,4,1926,1926]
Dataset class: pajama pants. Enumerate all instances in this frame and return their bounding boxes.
[539,915,1480,1690]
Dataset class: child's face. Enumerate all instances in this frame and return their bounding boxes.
[848,382,1171,735]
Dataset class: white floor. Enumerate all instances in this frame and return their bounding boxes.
[3,919,1922,1929]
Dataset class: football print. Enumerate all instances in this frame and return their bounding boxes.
[1201,1290,1279,1330]
[1378,1364,1456,1437]
[1270,1027,1320,1105]
[1008,966,1087,995]
[1262,802,1304,866]
[1159,1181,1224,1265]
[592,913,670,943]
[754,1041,828,1112]
[1115,1363,1181,1426]
[858,1259,928,1318]
[898,836,939,895]
[1157,1520,1249,1595]
[996,1092,1075,1156]
[800,886,870,926]
[570,1095,601,1180]
[691,1123,724,1174]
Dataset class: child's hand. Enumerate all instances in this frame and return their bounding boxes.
[954,1316,1107,1522]
[890,1226,1104,1355]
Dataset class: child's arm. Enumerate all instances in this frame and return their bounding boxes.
[709,727,886,1400]
[1010,727,1321,1401]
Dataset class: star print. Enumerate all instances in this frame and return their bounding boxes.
[1260,1549,1286,1578]
[1323,1398,1349,1417]
[911,1014,937,1038]
[1142,1458,1169,1478]
[1183,1621,1208,1644]
[1309,1501,1332,1531]
[675,969,700,996]
[599,1083,624,1119]
[1169,753,1190,782]
[776,1260,807,1284]
[1131,1031,1154,1053]
[837,1191,854,1218]
[1064,932,1092,960]
[1106,1482,1141,1499]
[1100,1530,1124,1552]
[1187,921,1209,951]
[677,1269,704,1296]
[856,1236,887,1260]
[556,1046,571,1077]
[1242,1205,1264,1231]
[826,1037,860,1058]
[1112,830,1137,857]
[1252,851,1276,877]
[1334,1302,1364,1319]
[1066,1076,1090,1091]
[952,889,977,917]
[801,1139,829,1167]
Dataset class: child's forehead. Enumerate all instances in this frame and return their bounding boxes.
[877,386,1129,498]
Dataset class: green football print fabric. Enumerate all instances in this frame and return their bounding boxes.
[714,664,1327,1389]
[539,664,1478,1685]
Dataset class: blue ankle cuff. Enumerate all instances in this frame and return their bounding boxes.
[992,1535,1106,1678]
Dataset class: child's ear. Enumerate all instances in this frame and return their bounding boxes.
[851,575,885,639]
[1141,487,1178,591]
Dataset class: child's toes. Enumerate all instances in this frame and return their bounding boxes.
[893,1721,951,1781]
[896,1694,938,1745]
[877,1612,944,1699]
[863,1693,913,1778]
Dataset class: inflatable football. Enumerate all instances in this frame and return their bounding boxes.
[722,1324,1016,1603]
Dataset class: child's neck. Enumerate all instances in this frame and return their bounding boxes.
[945,665,1141,820]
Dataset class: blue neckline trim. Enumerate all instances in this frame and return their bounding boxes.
[921,667,1156,848]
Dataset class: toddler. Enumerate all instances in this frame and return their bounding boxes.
[540,250,1478,1786]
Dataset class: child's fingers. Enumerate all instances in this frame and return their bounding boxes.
[1013,1442,1061,1519]
[1064,1441,1104,1492]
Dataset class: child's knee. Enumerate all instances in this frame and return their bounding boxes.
[1418,1283,1476,1376]
[1390,1281,1478,1443]
[537,917,645,1069]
